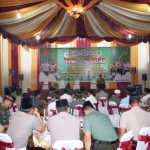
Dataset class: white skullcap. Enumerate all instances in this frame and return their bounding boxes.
[114,89,121,94]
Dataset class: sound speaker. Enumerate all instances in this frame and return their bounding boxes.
[131,67,136,74]
[19,74,24,81]
[9,69,15,75]
[142,74,147,81]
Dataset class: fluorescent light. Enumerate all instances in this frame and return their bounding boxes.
[127,34,132,39]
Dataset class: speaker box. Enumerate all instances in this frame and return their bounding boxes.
[19,74,24,81]
[9,69,15,75]
[142,74,147,81]
[131,67,136,74]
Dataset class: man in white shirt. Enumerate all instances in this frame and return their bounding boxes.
[85,89,97,105]
[140,88,150,107]
[123,58,130,75]
[40,59,50,76]
[60,88,72,104]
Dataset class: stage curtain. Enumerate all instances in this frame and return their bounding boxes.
[0,36,10,94]
[138,43,150,90]
[31,49,38,91]
[130,45,138,85]
[96,40,111,47]
[19,46,32,92]
[76,38,90,47]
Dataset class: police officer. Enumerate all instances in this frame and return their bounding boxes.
[0,95,15,130]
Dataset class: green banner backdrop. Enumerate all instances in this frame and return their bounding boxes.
[39,47,130,82]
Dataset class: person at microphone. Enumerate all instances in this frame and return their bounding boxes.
[96,74,105,89]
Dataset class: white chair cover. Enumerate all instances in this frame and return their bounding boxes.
[90,79,97,89]
[117,130,134,150]
[119,104,130,115]
[73,80,80,90]
[9,103,18,115]
[59,80,66,89]
[98,97,109,116]
[0,133,15,150]
[0,95,3,103]
[136,127,150,150]
[73,105,84,117]
[52,140,83,150]
[108,101,120,128]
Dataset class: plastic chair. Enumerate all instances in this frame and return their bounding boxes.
[117,130,135,150]
[59,80,66,89]
[108,101,120,128]
[98,97,109,116]
[52,140,83,150]
[73,105,84,117]
[136,127,150,150]
[0,133,15,150]
[73,80,80,90]
[119,104,130,115]
[90,79,97,89]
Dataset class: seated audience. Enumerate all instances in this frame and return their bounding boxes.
[47,91,60,114]
[96,84,108,101]
[80,86,88,99]
[10,86,17,98]
[109,89,121,107]
[85,89,97,105]
[120,89,130,105]
[0,95,15,130]
[7,95,45,149]
[119,94,150,146]
[15,88,22,110]
[34,89,45,115]
[70,90,85,114]
[66,82,74,95]
[83,101,118,150]
[60,88,73,104]
[48,87,56,98]
[48,99,80,146]
[140,88,150,106]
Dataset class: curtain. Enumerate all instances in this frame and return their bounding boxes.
[138,42,150,90]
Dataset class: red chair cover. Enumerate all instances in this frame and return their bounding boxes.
[50,109,57,115]
[74,106,84,117]
[138,134,150,150]
[93,103,98,111]
[0,141,14,150]
[108,105,118,115]
[119,107,130,114]
[99,99,107,107]
[118,137,136,150]
[13,105,18,112]
[52,147,83,150]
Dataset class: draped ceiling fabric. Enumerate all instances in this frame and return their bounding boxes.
[1,0,150,47]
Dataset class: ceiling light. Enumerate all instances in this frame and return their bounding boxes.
[127,34,132,39]
[36,35,40,40]
[17,10,21,18]
[67,6,85,18]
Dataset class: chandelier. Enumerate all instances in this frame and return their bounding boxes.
[67,6,84,18]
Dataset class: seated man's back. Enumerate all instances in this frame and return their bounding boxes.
[48,99,80,146]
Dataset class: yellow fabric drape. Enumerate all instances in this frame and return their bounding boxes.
[8,43,12,86]
[90,43,97,47]
[130,45,138,84]
[31,49,38,90]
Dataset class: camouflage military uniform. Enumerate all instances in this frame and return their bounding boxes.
[0,104,10,125]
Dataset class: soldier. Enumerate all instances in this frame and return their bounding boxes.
[34,90,46,116]
[0,95,15,130]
